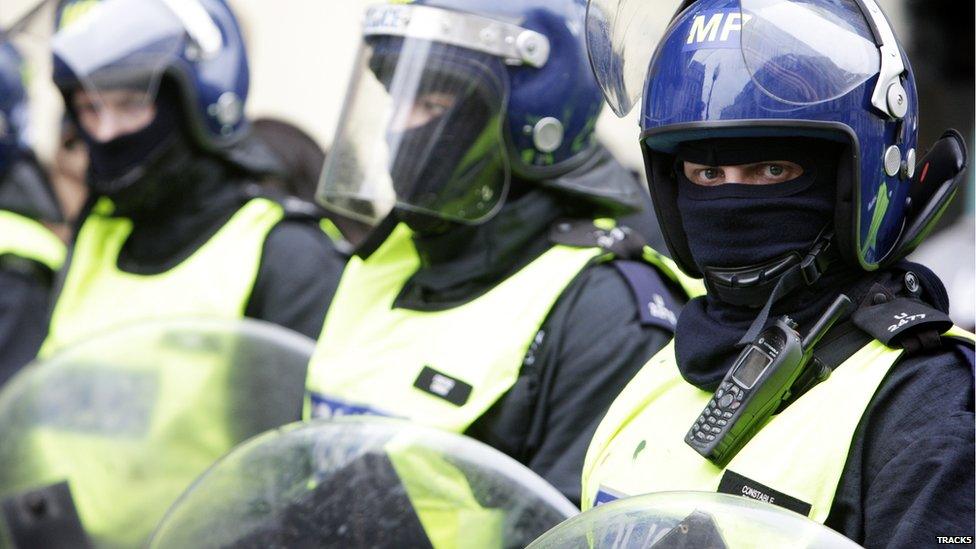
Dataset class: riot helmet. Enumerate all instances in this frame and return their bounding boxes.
[47,0,251,192]
[318,0,638,225]
[0,38,62,222]
[0,42,28,178]
[586,0,968,303]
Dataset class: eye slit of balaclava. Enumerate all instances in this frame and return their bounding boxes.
[673,137,839,271]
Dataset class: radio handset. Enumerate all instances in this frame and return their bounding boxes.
[685,294,853,466]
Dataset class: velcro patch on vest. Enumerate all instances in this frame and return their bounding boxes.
[718,470,812,517]
[413,367,472,406]
[852,297,952,347]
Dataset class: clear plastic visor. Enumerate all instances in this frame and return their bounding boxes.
[51,0,215,141]
[585,0,683,117]
[317,34,510,225]
[740,0,880,105]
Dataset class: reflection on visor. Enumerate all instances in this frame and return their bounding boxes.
[51,0,188,137]
[586,0,682,117]
[740,0,880,105]
[318,36,511,225]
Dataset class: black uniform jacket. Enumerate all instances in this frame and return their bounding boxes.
[0,155,64,386]
[822,268,975,548]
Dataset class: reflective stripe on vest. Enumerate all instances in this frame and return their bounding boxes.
[41,197,283,357]
[320,218,344,243]
[0,209,66,272]
[304,222,610,432]
[582,327,976,520]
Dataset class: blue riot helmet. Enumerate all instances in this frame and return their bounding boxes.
[0,42,28,179]
[49,0,249,172]
[0,38,62,222]
[318,0,636,225]
[587,0,968,284]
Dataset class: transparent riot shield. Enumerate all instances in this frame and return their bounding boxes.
[0,318,314,548]
[528,491,862,548]
[149,417,578,549]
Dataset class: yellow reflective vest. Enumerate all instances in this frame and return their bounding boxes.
[41,197,284,357]
[305,222,698,433]
[582,327,976,522]
[0,209,65,273]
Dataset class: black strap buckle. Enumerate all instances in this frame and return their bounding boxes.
[800,231,835,286]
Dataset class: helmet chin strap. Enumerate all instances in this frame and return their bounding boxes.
[700,226,837,346]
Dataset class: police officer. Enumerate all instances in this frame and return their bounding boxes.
[580,0,975,546]
[305,0,699,505]
[0,42,65,385]
[39,0,346,355]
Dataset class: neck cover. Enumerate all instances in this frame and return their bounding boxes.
[672,138,859,389]
[395,184,564,311]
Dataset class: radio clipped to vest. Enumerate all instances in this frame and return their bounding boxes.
[686,294,853,466]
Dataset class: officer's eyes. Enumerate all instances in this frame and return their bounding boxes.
[421,100,449,118]
[756,162,802,183]
[702,168,722,180]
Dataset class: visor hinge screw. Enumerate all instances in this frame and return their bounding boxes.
[211,92,243,129]
[533,117,564,154]
[886,82,909,119]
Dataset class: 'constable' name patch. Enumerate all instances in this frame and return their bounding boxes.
[718,470,812,516]
[413,366,472,406]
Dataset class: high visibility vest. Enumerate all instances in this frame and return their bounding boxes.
[40,197,284,357]
[305,222,695,433]
[0,209,66,272]
[582,327,976,522]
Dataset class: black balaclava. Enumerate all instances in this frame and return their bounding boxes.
[388,87,501,236]
[370,38,506,236]
[672,137,860,390]
[79,81,182,198]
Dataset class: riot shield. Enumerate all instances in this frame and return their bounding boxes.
[0,317,314,548]
[149,416,578,548]
[528,491,862,548]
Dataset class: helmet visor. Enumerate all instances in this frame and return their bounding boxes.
[585,0,683,117]
[318,33,510,225]
[51,0,216,139]
[739,0,880,105]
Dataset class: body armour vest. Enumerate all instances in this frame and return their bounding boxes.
[0,209,65,272]
[582,327,976,522]
[41,197,284,357]
[305,222,691,433]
